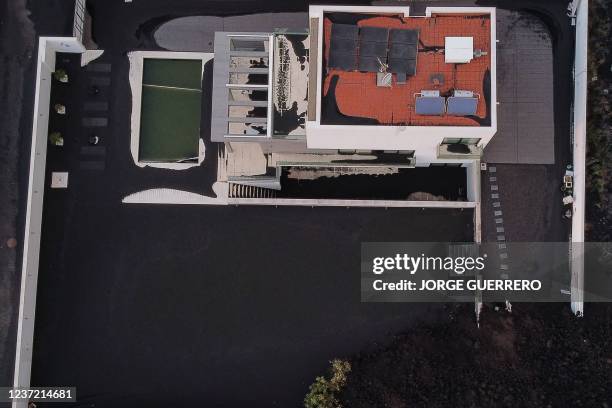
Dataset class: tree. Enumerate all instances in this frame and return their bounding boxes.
[304,359,351,408]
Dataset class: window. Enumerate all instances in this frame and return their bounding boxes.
[430,163,462,167]
[228,122,267,136]
[228,72,268,85]
[228,105,267,117]
[442,138,481,145]
[229,88,268,101]
[230,38,267,52]
[229,56,268,69]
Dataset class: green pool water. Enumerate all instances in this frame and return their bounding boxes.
[138,59,203,162]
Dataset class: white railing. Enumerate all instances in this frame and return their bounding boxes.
[72,0,86,41]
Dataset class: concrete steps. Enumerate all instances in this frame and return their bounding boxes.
[217,144,228,182]
[228,183,277,199]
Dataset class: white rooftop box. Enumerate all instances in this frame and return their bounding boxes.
[445,37,473,64]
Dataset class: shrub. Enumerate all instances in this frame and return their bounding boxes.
[49,131,64,146]
[53,68,68,83]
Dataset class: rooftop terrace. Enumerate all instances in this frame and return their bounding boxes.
[321,12,492,127]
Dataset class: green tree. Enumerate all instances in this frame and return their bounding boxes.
[304,359,351,408]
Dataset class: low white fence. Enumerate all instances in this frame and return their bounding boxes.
[72,0,86,42]
[570,0,588,316]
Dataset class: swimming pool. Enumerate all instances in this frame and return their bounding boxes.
[138,58,203,163]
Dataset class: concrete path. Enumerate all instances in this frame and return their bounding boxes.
[484,10,555,164]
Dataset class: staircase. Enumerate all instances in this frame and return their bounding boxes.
[229,183,277,198]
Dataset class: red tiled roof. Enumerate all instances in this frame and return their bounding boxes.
[322,14,491,126]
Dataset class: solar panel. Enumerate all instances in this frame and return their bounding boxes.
[360,26,389,42]
[359,56,382,72]
[388,58,416,76]
[390,29,419,44]
[357,26,388,72]
[359,41,387,57]
[332,24,359,40]
[387,29,419,76]
[329,52,357,71]
[330,24,358,71]
[333,38,358,54]
[389,42,417,59]
[447,97,479,116]
[415,96,446,115]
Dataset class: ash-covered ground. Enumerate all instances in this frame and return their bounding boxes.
[338,303,612,408]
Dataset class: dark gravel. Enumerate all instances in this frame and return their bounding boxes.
[340,303,612,408]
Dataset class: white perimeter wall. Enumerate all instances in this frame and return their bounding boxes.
[13,37,85,408]
[571,0,588,316]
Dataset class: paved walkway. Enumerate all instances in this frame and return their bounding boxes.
[484,10,555,164]
[483,166,510,276]
[80,61,112,171]
[481,164,569,242]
